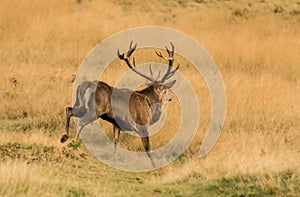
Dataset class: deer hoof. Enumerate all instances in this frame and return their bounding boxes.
[60,134,69,143]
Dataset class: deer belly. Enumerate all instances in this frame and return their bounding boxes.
[114,117,136,131]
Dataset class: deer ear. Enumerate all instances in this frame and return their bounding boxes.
[163,80,176,89]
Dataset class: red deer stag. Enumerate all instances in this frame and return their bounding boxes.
[61,41,179,167]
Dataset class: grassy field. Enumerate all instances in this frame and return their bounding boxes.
[0,0,300,196]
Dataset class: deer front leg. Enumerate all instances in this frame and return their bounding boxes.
[61,107,73,143]
[141,135,155,168]
[113,125,121,161]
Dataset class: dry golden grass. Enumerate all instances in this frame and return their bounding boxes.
[0,0,300,196]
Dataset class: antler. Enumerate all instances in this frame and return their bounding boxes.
[155,41,179,83]
[117,41,179,83]
[117,41,156,82]
[149,64,161,81]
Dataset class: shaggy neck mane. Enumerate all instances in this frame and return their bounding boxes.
[137,85,161,105]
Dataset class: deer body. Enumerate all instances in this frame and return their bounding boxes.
[61,41,178,168]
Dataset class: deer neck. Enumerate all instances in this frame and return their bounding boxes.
[145,95,160,108]
[139,86,161,106]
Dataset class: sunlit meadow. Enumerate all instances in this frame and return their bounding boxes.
[0,0,299,196]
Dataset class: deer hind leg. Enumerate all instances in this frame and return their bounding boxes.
[74,110,97,141]
[61,107,73,143]
[113,125,121,161]
[73,84,97,141]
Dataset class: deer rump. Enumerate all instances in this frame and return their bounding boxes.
[73,80,163,133]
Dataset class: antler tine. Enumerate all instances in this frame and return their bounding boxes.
[117,49,125,60]
[165,46,170,55]
[155,50,162,57]
[155,50,173,61]
[170,41,175,53]
[156,70,161,81]
[159,42,179,83]
[132,57,136,67]
[165,41,174,57]
[163,64,180,81]
[155,50,166,60]
[117,41,155,82]
[149,64,153,77]
[155,41,175,61]
[127,41,137,57]
[129,40,133,49]
[149,64,162,81]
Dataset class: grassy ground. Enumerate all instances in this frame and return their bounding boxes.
[0,0,300,196]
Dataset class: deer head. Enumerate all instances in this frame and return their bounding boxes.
[117,41,179,103]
